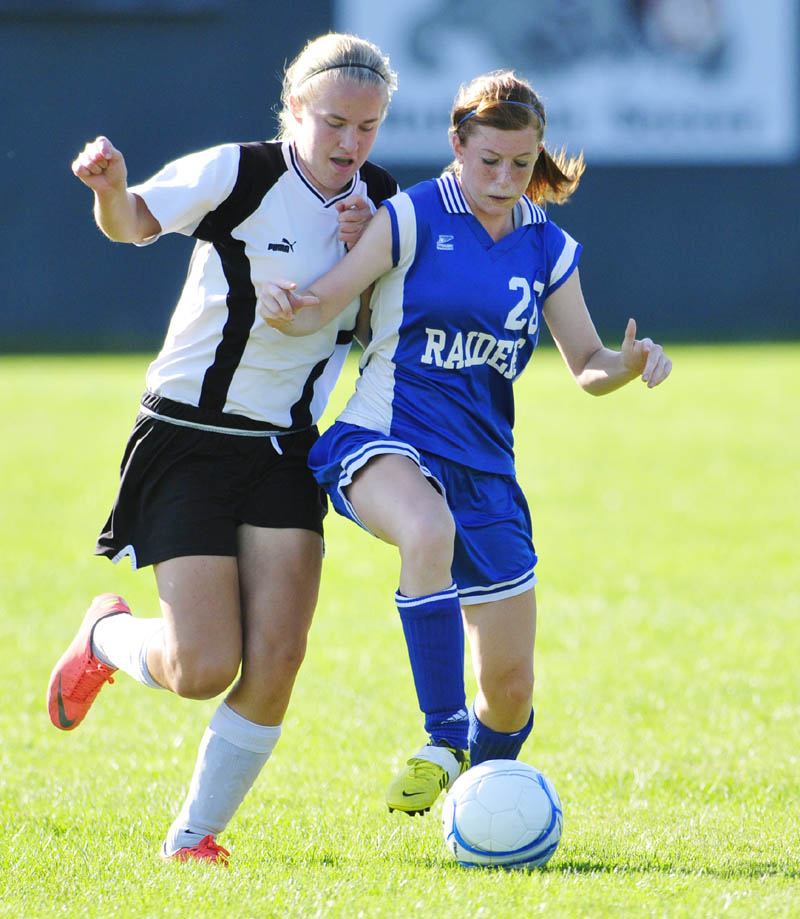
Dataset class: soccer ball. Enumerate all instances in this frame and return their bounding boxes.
[442,760,562,869]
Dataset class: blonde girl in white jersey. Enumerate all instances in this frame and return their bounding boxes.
[47,33,397,865]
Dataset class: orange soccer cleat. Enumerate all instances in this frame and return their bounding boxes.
[160,835,231,866]
[46,593,131,730]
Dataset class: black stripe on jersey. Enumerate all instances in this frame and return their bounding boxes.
[359,161,398,207]
[290,356,329,430]
[193,143,286,243]
[284,160,395,428]
[193,143,287,413]
[288,328,355,429]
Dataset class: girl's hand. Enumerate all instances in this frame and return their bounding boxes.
[335,194,373,247]
[72,136,127,194]
[257,279,319,328]
[620,318,673,387]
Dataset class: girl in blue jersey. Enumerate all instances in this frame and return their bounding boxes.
[260,70,672,815]
[47,33,399,863]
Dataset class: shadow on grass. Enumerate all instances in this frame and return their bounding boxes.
[553,855,800,880]
[271,848,798,880]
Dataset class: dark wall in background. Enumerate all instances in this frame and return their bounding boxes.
[1,2,798,352]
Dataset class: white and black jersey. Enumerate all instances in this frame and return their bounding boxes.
[130,141,397,434]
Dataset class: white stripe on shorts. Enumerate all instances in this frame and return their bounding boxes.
[336,439,446,534]
[458,565,537,606]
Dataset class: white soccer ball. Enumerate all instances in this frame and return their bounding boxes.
[442,760,562,869]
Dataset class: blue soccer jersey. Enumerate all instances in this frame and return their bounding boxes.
[337,173,582,474]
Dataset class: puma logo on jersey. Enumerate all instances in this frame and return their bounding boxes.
[436,234,454,251]
[268,237,296,253]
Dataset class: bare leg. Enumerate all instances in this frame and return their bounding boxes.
[164,527,322,855]
[463,588,537,732]
[347,453,454,595]
[226,525,323,725]
[149,555,242,698]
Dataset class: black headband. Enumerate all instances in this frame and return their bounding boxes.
[299,62,387,85]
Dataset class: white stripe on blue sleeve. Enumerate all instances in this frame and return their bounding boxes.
[548,231,580,292]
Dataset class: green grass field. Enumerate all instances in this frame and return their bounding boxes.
[1,345,798,918]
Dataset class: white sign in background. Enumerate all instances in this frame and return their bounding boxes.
[335,0,798,165]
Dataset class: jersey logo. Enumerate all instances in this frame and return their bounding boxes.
[436,234,455,251]
[268,237,296,253]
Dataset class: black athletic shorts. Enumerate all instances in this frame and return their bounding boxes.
[95,410,327,569]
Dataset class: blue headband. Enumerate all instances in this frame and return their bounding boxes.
[457,100,543,128]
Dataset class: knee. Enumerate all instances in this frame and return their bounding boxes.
[398,500,455,569]
[481,664,534,717]
[277,637,308,675]
[248,633,308,683]
[172,663,239,700]
[163,643,240,700]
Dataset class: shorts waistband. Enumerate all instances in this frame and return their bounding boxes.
[140,391,309,437]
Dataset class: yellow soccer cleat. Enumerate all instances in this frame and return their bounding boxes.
[386,741,469,816]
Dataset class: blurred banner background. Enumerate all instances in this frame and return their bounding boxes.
[337,0,797,165]
[1,0,797,350]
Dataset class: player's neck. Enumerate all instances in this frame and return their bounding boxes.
[458,181,515,242]
[475,211,514,243]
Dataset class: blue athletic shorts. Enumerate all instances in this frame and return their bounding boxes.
[308,421,537,605]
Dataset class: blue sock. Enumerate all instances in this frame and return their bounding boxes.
[395,584,468,749]
[468,705,534,766]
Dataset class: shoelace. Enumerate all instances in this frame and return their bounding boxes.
[406,758,444,778]
[69,661,115,702]
[191,835,230,864]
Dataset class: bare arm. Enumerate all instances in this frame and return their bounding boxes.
[543,270,672,394]
[258,206,394,336]
[72,136,161,243]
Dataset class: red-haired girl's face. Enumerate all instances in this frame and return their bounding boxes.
[453,124,542,231]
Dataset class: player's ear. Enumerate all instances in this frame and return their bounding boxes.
[451,130,465,164]
[288,94,304,124]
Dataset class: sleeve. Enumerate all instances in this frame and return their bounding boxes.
[129,144,240,241]
[360,161,400,212]
[381,191,416,270]
[543,221,583,298]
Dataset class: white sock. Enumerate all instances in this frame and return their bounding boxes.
[91,614,165,689]
[163,701,281,854]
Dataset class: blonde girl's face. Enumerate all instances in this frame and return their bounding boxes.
[290,80,386,199]
[453,124,543,223]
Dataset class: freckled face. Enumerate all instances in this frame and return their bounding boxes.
[290,80,386,199]
[453,124,542,227]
